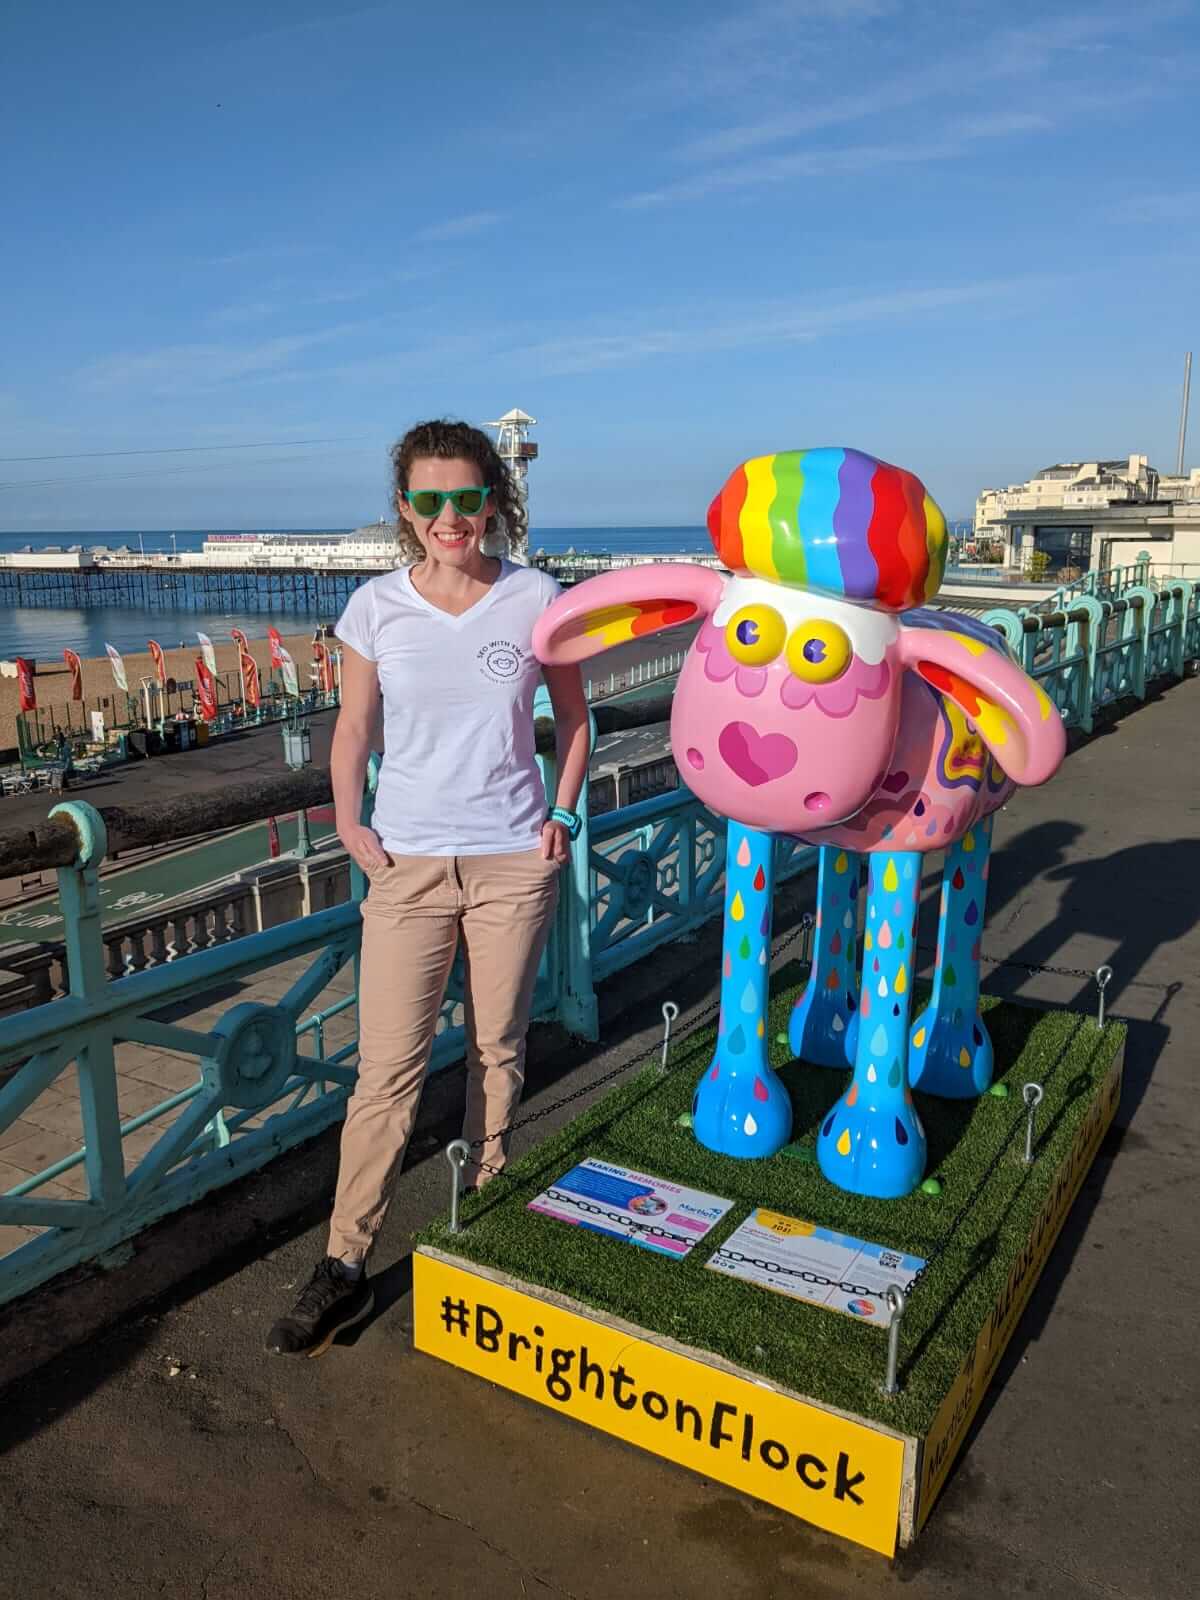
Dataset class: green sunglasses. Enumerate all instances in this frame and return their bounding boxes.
[402,486,492,518]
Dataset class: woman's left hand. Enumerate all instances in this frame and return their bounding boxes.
[540,820,572,865]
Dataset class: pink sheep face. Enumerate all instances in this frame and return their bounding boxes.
[532,561,1066,843]
[673,576,904,832]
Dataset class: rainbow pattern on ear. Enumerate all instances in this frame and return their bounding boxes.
[574,598,699,648]
[915,659,1020,756]
[706,446,947,611]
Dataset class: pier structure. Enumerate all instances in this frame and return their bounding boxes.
[0,557,374,616]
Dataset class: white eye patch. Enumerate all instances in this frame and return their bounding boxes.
[712,575,898,666]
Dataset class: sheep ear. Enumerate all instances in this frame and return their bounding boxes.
[898,624,1065,786]
[533,565,724,665]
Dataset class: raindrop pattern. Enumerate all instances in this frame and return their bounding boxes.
[818,850,926,1198]
[694,822,791,1158]
[910,814,996,1099]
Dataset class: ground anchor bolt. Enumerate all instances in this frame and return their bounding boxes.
[882,1285,906,1396]
[1094,964,1113,1029]
[1022,1082,1045,1165]
[659,1002,679,1072]
[445,1138,470,1234]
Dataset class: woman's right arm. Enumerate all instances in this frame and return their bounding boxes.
[331,643,390,871]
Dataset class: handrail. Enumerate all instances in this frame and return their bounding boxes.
[0,694,678,877]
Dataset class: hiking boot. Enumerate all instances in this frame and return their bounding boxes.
[265,1257,374,1358]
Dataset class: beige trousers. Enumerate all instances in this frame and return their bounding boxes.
[328,847,559,1265]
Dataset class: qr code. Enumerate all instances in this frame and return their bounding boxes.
[879,1250,903,1269]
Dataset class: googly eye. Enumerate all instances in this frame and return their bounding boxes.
[785,619,851,683]
[725,605,786,666]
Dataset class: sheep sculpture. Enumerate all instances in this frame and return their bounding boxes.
[533,447,1066,1198]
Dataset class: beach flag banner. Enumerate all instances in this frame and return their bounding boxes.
[240,648,262,709]
[267,626,285,669]
[16,658,36,714]
[230,627,249,650]
[197,631,218,675]
[278,647,300,698]
[63,649,84,702]
[194,657,219,722]
[314,641,335,694]
[147,639,168,688]
[105,643,128,693]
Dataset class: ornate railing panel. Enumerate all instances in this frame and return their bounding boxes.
[588,791,816,981]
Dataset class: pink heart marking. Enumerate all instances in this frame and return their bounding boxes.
[718,722,797,787]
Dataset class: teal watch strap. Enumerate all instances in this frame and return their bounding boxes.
[548,805,582,839]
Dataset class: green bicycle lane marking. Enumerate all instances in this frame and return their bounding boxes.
[0,813,335,946]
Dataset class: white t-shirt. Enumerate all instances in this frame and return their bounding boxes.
[335,559,562,856]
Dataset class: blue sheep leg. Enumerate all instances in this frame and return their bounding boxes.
[909,816,994,1097]
[788,846,862,1067]
[817,850,926,1198]
[692,823,792,1158]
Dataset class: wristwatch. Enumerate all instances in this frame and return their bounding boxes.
[547,805,582,839]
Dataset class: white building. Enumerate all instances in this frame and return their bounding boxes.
[974,456,1200,579]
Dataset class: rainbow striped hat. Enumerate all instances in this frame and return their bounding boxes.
[706,446,948,611]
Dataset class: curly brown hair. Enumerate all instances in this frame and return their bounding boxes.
[390,418,527,564]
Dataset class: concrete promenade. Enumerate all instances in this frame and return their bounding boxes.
[1,680,1198,1598]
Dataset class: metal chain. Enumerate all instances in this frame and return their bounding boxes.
[540,1186,703,1249]
[913,939,1168,992]
[711,1245,875,1299]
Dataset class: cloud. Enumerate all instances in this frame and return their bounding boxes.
[672,6,1171,167]
[413,211,504,243]
[622,114,1050,209]
[75,322,369,394]
[499,278,1033,377]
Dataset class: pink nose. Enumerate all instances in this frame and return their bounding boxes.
[717,722,798,787]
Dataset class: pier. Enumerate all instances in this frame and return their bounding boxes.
[0,554,370,616]
[0,549,725,613]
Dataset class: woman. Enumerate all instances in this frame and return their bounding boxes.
[267,419,589,1358]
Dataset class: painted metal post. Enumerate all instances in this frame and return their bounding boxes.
[659,1001,678,1072]
[446,1138,469,1233]
[1094,965,1113,1029]
[1022,1082,1045,1164]
[881,1285,906,1395]
[1124,586,1157,701]
[535,685,599,1041]
[49,802,125,1208]
[1070,595,1105,734]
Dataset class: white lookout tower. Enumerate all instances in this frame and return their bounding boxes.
[488,408,538,497]
[487,409,538,565]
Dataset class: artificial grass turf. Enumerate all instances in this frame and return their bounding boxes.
[419,970,1125,1437]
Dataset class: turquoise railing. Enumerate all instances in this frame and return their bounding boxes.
[1042,560,1151,613]
[985,574,1198,734]
[2,577,1197,1306]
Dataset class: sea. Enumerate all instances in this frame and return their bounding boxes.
[0,526,711,661]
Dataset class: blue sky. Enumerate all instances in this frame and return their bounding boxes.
[2,0,1198,530]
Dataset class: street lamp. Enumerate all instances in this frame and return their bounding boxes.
[281,702,314,859]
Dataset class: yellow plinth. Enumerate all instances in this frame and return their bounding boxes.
[415,1042,1123,1555]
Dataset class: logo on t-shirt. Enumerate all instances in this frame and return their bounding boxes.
[477,639,526,683]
